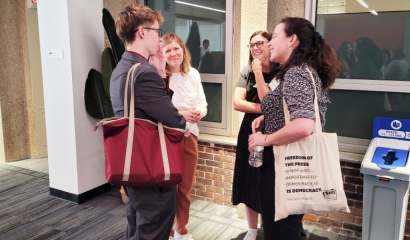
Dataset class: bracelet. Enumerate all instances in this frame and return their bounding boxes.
[264,135,268,145]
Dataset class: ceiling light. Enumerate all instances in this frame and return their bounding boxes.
[370,9,378,15]
[175,1,226,13]
[330,4,334,6]
[356,0,369,9]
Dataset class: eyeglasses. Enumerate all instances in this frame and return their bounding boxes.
[247,41,265,49]
[134,27,162,37]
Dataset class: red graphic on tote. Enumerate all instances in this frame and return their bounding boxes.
[32,0,37,4]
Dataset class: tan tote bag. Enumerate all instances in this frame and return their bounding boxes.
[273,68,350,221]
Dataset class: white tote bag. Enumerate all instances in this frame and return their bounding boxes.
[273,68,350,222]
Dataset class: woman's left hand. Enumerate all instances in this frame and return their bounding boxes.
[150,45,166,78]
[248,133,268,152]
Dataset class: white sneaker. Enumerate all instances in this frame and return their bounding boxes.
[243,229,257,240]
[174,231,194,240]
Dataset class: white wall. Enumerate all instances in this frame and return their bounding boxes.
[37,0,106,195]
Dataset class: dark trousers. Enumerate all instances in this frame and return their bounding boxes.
[124,185,176,240]
[258,147,307,240]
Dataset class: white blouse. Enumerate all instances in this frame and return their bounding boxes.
[169,67,208,137]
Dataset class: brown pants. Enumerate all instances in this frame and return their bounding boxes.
[173,134,198,236]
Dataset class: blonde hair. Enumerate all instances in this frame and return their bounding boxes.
[162,33,191,77]
[116,4,164,45]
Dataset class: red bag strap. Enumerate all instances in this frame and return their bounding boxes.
[122,63,171,182]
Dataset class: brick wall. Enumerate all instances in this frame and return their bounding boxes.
[193,143,410,239]
[191,141,236,206]
[302,162,364,238]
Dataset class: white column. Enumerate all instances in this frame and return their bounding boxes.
[37,0,107,199]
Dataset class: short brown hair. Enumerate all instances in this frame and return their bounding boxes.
[248,31,272,72]
[116,4,164,45]
[162,33,192,77]
[391,46,406,60]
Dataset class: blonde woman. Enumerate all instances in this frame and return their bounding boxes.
[162,33,207,240]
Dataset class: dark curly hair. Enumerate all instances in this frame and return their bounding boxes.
[354,37,383,69]
[275,17,339,90]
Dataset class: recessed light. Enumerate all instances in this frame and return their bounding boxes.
[175,1,226,13]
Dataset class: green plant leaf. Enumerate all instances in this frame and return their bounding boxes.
[102,8,125,65]
[102,47,116,100]
[84,69,114,119]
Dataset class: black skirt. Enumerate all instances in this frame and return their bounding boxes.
[231,112,262,213]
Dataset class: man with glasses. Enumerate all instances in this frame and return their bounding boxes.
[110,4,187,240]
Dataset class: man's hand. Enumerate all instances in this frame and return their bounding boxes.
[150,44,166,78]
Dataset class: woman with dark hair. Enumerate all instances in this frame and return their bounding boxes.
[339,41,356,72]
[248,17,338,239]
[381,49,391,79]
[232,30,279,240]
[349,37,384,79]
[162,33,208,240]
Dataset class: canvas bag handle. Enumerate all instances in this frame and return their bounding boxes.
[282,68,322,133]
[122,63,170,182]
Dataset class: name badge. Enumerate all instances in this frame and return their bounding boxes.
[268,79,280,91]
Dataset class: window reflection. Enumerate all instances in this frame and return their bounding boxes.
[316,1,410,81]
[201,83,222,123]
[326,90,410,139]
[173,1,226,74]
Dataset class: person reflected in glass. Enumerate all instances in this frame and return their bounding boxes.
[384,46,409,81]
[381,49,391,79]
[348,37,383,80]
[336,50,350,78]
[385,46,410,111]
[199,39,211,60]
[232,30,279,240]
[340,42,356,69]
[249,17,337,239]
[162,33,208,240]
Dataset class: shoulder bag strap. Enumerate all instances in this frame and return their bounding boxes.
[122,63,170,182]
[282,67,322,134]
[122,63,140,182]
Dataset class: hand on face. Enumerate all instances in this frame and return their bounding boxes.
[251,58,263,74]
[149,44,166,77]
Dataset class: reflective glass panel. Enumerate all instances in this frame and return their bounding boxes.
[316,0,410,80]
[325,90,410,139]
[201,83,222,123]
[148,0,226,74]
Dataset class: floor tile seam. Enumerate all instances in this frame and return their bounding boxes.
[0,167,48,179]
[0,163,47,174]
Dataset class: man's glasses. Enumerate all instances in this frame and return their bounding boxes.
[134,27,162,37]
[247,41,265,50]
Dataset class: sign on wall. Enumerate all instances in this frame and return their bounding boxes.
[27,0,37,8]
